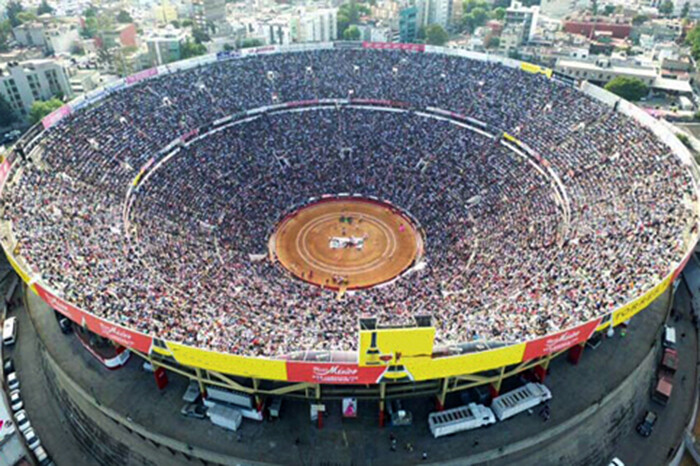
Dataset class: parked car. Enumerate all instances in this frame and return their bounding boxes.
[3,358,14,375]
[57,317,72,334]
[636,410,657,437]
[14,409,31,433]
[22,427,40,450]
[9,389,22,411]
[2,130,21,144]
[33,445,52,466]
[180,403,207,419]
[7,372,19,390]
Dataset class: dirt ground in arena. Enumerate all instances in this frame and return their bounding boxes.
[272,199,421,290]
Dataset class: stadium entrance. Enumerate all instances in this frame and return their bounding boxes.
[271,197,423,291]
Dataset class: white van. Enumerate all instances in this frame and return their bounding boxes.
[3,317,17,346]
[663,326,677,349]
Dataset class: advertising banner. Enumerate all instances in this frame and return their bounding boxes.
[216,50,241,61]
[164,341,288,380]
[522,318,602,361]
[520,62,553,78]
[34,282,153,353]
[415,343,526,380]
[6,253,31,285]
[362,42,425,53]
[41,105,72,130]
[613,274,673,326]
[342,398,357,417]
[34,282,86,324]
[125,67,158,85]
[286,361,385,384]
[286,100,320,108]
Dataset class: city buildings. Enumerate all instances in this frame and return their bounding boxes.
[0,60,72,117]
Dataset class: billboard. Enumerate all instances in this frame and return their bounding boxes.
[522,318,602,361]
[362,42,425,53]
[41,105,72,129]
[613,273,673,326]
[286,361,385,384]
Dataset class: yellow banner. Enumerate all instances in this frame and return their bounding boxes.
[613,274,673,326]
[502,132,520,145]
[5,252,31,284]
[359,327,435,367]
[164,341,288,380]
[410,343,526,381]
[521,62,553,78]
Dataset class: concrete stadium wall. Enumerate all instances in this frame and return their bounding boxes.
[439,341,658,466]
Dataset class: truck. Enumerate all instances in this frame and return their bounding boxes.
[205,386,253,409]
[428,403,496,438]
[207,404,243,431]
[491,383,552,421]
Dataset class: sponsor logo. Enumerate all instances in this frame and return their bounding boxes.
[97,322,135,345]
[543,330,581,353]
[313,365,358,377]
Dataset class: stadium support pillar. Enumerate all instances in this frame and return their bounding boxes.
[533,364,547,383]
[195,367,206,397]
[489,366,507,401]
[435,378,448,411]
[315,384,323,429]
[568,342,585,365]
[253,378,263,411]
[379,382,386,428]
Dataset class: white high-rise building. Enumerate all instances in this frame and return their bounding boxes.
[418,0,453,29]
[291,8,338,43]
[0,60,73,117]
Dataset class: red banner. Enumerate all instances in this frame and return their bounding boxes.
[522,318,602,361]
[34,282,153,353]
[362,42,425,52]
[286,362,385,384]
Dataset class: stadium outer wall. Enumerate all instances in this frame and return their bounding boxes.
[0,42,698,405]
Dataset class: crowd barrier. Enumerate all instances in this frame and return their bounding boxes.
[3,43,698,385]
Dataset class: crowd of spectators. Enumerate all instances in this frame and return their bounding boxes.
[2,49,697,357]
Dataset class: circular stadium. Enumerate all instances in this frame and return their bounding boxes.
[1,43,699,394]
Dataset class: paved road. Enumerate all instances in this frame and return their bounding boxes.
[613,276,699,466]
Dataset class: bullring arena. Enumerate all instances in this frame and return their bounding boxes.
[272,197,422,291]
[1,42,700,464]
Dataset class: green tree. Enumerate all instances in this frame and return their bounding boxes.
[37,0,53,15]
[425,24,448,45]
[5,0,24,27]
[337,1,369,37]
[15,11,36,24]
[463,0,489,13]
[492,7,505,20]
[182,18,193,27]
[29,98,63,124]
[604,76,648,101]
[0,20,11,53]
[240,38,262,48]
[603,4,615,15]
[0,94,16,127]
[116,10,133,23]
[192,28,210,43]
[343,25,361,40]
[181,38,206,58]
[171,20,180,28]
[659,0,674,15]
[632,14,649,25]
[686,24,700,59]
[487,36,500,48]
[84,6,97,17]
[681,1,690,17]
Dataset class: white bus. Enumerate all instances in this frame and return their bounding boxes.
[491,383,552,421]
[428,403,496,438]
